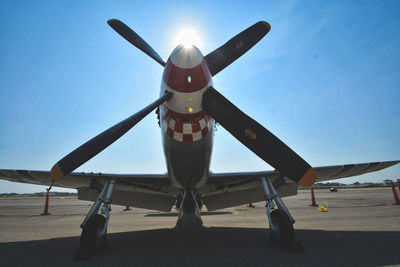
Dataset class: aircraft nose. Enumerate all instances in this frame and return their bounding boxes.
[163,45,211,93]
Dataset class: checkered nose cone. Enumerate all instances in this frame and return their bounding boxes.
[162,110,213,142]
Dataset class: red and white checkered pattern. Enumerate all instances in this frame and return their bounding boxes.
[162,110,213,142]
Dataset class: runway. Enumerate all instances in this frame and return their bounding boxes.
[0,188,399,266]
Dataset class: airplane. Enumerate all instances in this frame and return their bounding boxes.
[0,19,399,258]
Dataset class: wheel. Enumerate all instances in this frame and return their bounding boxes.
[269,209,295,247]
[80,214,107,250]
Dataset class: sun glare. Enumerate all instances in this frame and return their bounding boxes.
[173,28,203,49]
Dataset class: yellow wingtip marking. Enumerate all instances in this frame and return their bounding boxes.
[298,168,316,186]
[50,163,64,180]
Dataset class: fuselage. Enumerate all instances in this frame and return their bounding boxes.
[159,45,214,189]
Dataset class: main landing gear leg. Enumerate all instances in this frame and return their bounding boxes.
[75,180,115,260]
[261,177,303,253]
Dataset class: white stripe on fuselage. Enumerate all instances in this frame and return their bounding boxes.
[160,79,213,114]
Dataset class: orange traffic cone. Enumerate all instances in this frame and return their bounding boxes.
[41,186,52,215]
[390,182,400,205]
[310,186,317,206]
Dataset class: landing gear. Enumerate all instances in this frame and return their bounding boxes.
[176,190,203,229]
[261,177,302,252]
[269,209,294,245]
[80,214,107,250]
[75,180,115,260]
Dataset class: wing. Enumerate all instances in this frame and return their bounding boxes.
[313,160,400,182]
[1,160,398,212]
[0,169,175,212]
[203,160,399,211]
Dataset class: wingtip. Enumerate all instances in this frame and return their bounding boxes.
[50,163,64,180]
[298,167,316,186]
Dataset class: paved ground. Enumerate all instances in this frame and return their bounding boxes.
[0,188,399,266]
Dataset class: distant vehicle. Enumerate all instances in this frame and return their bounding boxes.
[330,187,338,192]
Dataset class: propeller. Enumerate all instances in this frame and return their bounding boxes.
[50,91,172,179]
[107,19,166,66]
[204,21,271,76]
[202,87,316,186]
[52,19,314,187]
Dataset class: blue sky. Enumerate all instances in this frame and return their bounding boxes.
[1,0,399,193]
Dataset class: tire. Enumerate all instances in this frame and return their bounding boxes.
[269,209,295,247]
[80,214,107,250]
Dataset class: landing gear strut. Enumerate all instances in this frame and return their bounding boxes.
[176,190,203,229]
[261,177,303,252]
[75,180,115,260]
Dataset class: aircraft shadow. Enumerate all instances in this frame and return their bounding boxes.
[144,211,234,217]
[0,227,399,266]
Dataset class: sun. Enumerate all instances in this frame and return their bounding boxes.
[173,28,203,49]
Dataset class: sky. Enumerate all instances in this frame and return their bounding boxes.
[1,0,399,193]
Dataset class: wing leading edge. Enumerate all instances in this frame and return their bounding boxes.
[0,169,170,188]
[313,160,399,182]
[206,160,400,186]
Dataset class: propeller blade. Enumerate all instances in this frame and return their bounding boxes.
[50,91,172,179]
[202,87,316,186]
[107,19,166,66]
[204,21,271,76]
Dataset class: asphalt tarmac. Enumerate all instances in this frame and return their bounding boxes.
[0,188,399,266]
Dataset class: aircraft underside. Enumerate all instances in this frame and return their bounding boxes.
[162,130,213,189]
